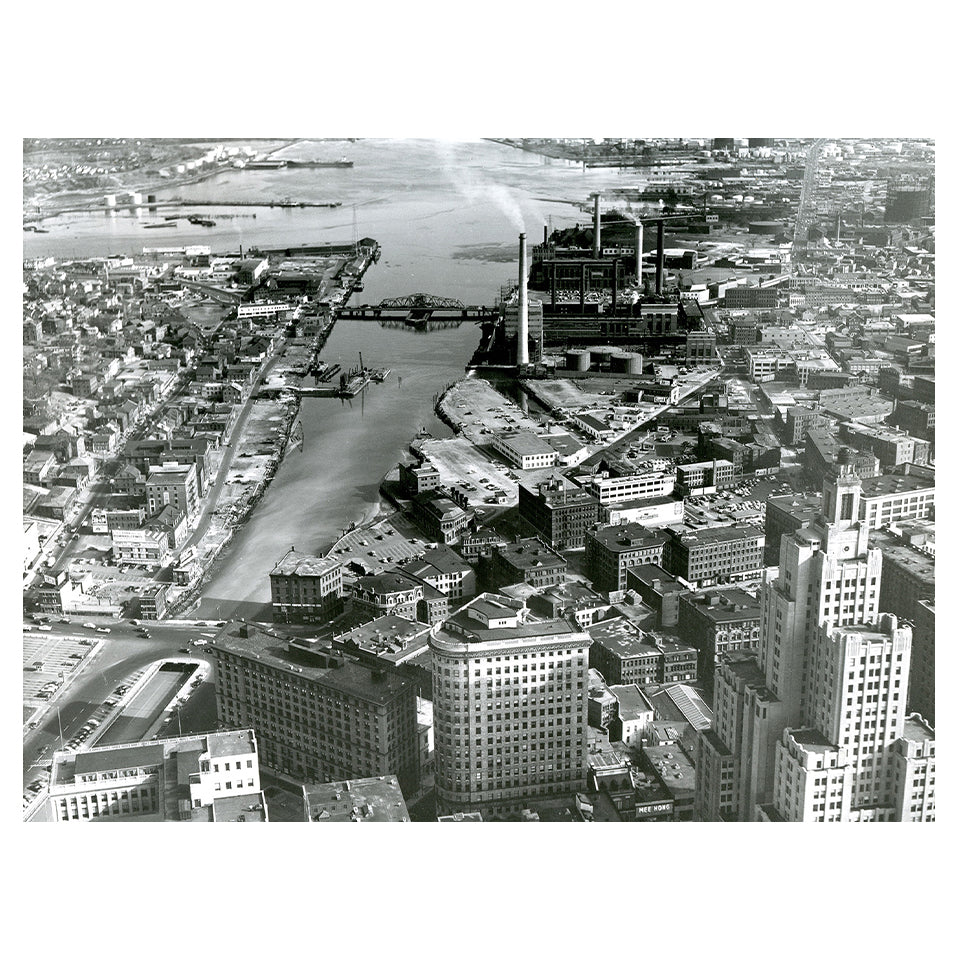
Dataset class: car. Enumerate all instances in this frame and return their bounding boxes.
[179,647,190,654]
[37,624,52,631]
[58,616,70,623]
[96,626,111,633]
[83,622,96,630]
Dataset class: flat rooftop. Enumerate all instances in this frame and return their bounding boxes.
[211,622,413,705]
[609,683,654,719]
[680,587,761,621]
[860,474,934,498]
[495,540,566,570]
[789,728,837,751]
[271,550,341,578]
[587,618,659,658]
[869,530,935,580]
[303,775,409,822]
[669,523,763,544]
[589,523,665,552]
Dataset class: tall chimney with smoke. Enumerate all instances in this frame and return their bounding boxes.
[593,194,601,259]
[635,223,643,283]
[518,233,529,365]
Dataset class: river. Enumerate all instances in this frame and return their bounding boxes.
[24,139,649,618]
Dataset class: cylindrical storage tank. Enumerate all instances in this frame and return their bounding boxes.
[566,349,591,371]
[610,352,645,375]
[589,345,618,367]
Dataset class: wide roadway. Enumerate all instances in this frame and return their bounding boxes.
[22,618,216,790]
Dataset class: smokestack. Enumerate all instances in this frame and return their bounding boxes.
[543,224,548,244]
[518,233,529,365]
[656,220,665,295]
[635,223,644,283]
[593,195,601,259]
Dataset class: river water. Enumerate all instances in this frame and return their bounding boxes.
[24,139,648,617]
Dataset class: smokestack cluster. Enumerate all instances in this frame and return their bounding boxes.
[518,233,529,365]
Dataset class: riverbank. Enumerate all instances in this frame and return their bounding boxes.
[166,248,378,619]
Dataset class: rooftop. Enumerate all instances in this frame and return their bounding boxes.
[901,715,935,743]
[788,728,837,751]
[303,775,409,822]
[860,474,934,498]
[680,587,761,621]
[589,523,666,552]
[495,539,566,571]
[495,430,557,456]
[271,549,342,579]
[609,683,654,719]
[211,622,414,705]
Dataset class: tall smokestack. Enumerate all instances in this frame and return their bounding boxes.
[635,223,644,283]
[593,195,601,259]
[518,233,529,366]
[656,220,665,295]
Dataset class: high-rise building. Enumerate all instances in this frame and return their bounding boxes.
[210,621,421,796]
[759,616,934,821]
[430,594,591,818]
[696,454,884,821]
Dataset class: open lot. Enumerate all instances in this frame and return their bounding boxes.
[439,377,543,444]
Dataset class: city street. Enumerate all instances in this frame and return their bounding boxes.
[21,618,216,792]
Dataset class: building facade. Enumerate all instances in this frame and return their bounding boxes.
[210,622,421,796]
[430,596,590,818]
[270,549,344,624]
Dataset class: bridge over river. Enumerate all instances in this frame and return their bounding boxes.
[337,293,497,328]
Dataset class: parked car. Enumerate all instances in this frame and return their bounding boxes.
[82,623,96,630]
[96,627,111,633]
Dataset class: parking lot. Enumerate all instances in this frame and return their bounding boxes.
[417,437,530,508]
[22,631,98,707]
[329,514,435,571]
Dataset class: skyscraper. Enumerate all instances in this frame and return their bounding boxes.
[696,453,884,820]
[759,615,933,821]
[430,594,591,819]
